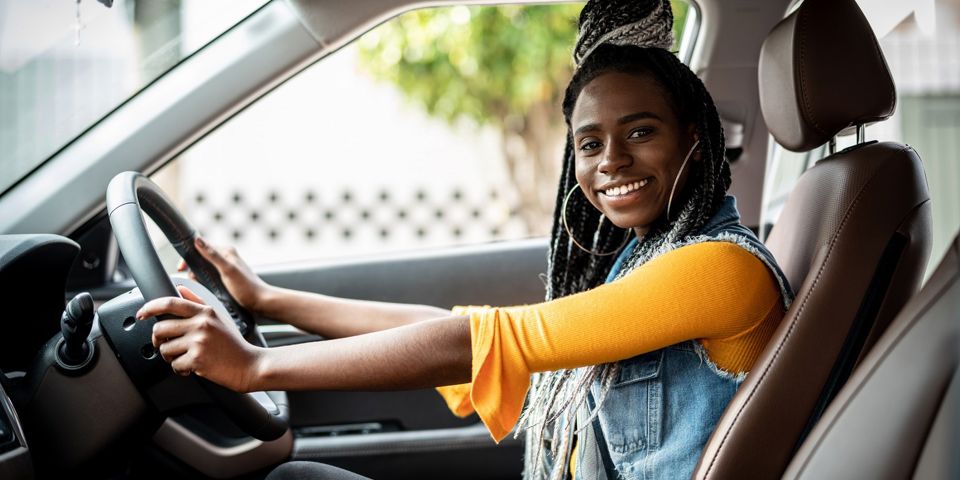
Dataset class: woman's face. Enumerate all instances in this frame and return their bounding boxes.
[571,71,698,236]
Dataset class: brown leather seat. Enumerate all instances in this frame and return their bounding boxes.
[693,0,933,478]
[783,233,959,479]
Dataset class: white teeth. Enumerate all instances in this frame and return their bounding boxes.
[604,179,650,196]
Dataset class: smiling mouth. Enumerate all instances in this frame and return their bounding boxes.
[600,178,652,197]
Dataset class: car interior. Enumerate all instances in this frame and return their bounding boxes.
[0,0,956,479]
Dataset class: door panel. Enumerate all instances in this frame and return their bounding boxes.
[258,238,548,478]
[258,238,549,309]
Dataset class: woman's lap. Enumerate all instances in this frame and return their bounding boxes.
[265,461,371,480]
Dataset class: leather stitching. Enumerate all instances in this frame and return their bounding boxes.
[875,39,896,118]
[700,146,900,478]
[788,199,940,477]
[796,7,827,140]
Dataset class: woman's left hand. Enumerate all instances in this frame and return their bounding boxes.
[137,285,265,393]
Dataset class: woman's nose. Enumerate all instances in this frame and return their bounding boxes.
[598,142,632,174]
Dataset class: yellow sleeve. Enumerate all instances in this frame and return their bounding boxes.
[466,241,782,442]
[435,382,474,417]
[434,305,492,417]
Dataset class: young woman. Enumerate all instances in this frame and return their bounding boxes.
[137,1,793,479]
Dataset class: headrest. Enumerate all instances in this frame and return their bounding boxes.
[759,0,896,152]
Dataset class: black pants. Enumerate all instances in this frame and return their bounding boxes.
[265,461,372,480]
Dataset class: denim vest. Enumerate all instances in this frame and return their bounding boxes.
[573,196,793,480]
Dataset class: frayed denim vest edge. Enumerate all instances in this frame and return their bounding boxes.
[573,195,792,480]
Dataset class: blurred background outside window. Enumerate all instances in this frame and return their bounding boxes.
[145,1,695,267]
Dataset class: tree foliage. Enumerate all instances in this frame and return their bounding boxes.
[358,5,582,126]
[358,3,689,128]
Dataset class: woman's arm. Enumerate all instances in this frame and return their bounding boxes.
[138,241,781,442]
[258,287,452,338]
[137,286,471,393]
[186,237,451,338]
[255,314,472,391]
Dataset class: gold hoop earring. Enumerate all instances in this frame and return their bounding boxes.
[666,139,700,222]
[561,186,631,256]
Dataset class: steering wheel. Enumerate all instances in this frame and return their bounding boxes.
[105,171,288,441]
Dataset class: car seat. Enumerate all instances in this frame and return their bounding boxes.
[693,0,933,478]
[783,232,959,479]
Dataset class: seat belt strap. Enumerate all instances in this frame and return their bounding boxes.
[575,403,609,480]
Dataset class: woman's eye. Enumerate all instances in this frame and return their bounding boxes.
[579,140,601,152]
[628,127,653,139]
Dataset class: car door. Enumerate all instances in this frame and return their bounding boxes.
[257,240,548,479]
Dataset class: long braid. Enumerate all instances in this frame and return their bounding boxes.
[521,42,730,480]
[544,143,620,300]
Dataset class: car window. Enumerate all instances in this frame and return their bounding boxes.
[761,0,959,280]
[149,1,699,269]
[0,0,269,196]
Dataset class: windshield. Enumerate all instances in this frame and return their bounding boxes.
[0,0,268,195]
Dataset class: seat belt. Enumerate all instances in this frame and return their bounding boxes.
[575,403,609,480]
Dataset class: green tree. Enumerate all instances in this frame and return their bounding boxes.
[358,3,689,232]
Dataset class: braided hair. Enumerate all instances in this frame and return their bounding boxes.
[518,5,730,479]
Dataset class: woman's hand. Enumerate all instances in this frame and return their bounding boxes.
[137,285,266,393]
[178,237,273,314]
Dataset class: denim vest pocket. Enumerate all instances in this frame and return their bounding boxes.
[613,350,663,387]
[593,349,664,471]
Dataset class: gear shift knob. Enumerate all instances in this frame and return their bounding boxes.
[57,292,96,369]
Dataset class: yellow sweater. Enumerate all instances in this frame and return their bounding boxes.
[437,241,785,442]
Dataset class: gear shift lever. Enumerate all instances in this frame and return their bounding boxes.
[56,292,96,370]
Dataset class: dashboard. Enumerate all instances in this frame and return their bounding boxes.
[0,234,291,478]
[0,235,79,479]
[0,235,80,372]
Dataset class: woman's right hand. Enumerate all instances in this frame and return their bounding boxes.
[179,237,273,315]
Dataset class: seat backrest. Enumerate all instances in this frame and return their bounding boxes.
[694,0,933,478]
[783,233,959,479]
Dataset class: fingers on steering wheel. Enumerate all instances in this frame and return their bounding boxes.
[157,334,191,362]
[151,317,201,349]
[195,238,235,273]
[176,285,206,304]
[194,237,217,263]
[137,295,206,321]
[171,351,198,376]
